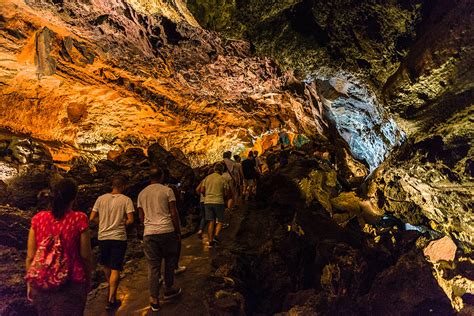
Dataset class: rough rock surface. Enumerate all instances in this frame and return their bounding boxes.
[0,0,330,166]
[208,159,468,315]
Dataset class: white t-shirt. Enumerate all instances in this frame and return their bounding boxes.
[92,193,135,241]
[137,183,176,236]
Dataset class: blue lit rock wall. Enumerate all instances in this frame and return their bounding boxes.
[314,73,405,171]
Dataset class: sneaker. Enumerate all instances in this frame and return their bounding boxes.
[197,230,203,239]
[175,266,187,275]
[150,302,161,312]
[206,241,215,248]
[105,299,122,311]
[213,236,221,244]
[163,287,182,300]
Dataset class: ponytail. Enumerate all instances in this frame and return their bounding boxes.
[51,178,78,220]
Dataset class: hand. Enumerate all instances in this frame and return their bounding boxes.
[27,283,33,302]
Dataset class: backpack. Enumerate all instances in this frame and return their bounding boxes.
[26,234,69,290]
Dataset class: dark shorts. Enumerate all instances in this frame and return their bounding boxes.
[98,240,127,271]
[205,204,225,223]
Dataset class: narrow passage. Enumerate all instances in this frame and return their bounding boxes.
[85,207,244,316]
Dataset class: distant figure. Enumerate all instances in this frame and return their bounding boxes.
[242,151,257,200]
[162,170,187,276]
[222,151,236,211]
[26,178,92,316]
[196,178,207,239]
[233,155,244,201]
[138,168,182,312]
[89,176,135,310]
[279,148,289,167]
[254,151,263,174]
[200,163,229,247]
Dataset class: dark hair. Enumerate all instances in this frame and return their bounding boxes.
[223,151,232,159]
[248,151,254,158]
[233,155,241,162]
[149,167,164,182]
[253,151,259,157]
[112,175,127,189]
[214,163,225,173]
[51,178,78,220]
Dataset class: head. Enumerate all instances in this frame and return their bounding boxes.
[149,167,164,183]
[248,151,254,159]
[111,175,127,193]
[214,163,225,174]
[223,151,232,159]
[233,155,241,162]
[51,178,78,220]
[253,151,259,157]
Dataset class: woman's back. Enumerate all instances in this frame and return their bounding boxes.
[31,210,88,283]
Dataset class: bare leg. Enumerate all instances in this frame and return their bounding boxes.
[103,266,111,299]
[215,222,223,238]
[208,220,215,241]
[108,270,120,303]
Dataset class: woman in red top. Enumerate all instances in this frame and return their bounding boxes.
[26,178,93,316]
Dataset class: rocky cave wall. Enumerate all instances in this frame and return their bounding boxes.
[186,0,474,249]
[0,0,473,314]
[0,0,330,167]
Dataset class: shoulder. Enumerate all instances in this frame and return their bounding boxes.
[95,194,105,202]
[121,194,133,202]
[71,211,88,221]
[32,210,51,223]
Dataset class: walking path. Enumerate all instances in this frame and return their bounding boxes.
[85,207,244,316]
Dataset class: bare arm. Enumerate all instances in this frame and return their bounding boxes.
[26,228,36,272]
[89,210,98,224]
[169,201,181,235]
[196,181,203,194]
[80,229,93,289]
[26,228,36,301]
[125,212,134,226]
[138,207,144,224]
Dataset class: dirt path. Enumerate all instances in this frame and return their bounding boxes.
[85,207,244,316]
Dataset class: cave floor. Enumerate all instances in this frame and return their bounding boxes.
[85,207,244,316]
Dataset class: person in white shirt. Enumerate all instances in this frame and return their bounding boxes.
[137,168,182,312]
[90,176,134,310]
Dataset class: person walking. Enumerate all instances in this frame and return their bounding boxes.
[138,168,182,312]
[196,178,206,239]
[26,178,92,316]
[233,155,244,202]
[200,163,229,247]
[89,176,135,310]
[222,151,236,210]
[242,151,257,200]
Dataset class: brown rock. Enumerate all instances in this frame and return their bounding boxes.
[67,102,88,123]
[423,236,457,263]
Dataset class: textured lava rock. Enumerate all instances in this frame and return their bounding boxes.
[0,0,330,165]
[359,249,454,315]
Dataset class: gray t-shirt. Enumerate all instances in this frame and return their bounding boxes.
[92,193,135,241]
[137,183,176,236]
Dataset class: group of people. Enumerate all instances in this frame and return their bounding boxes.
[26,167,185,315]
[24,150,266,315]
[195,150,264,247]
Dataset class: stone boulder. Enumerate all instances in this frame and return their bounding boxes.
[359,249,453,315]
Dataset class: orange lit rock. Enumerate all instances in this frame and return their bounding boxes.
[0,0,329,166]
